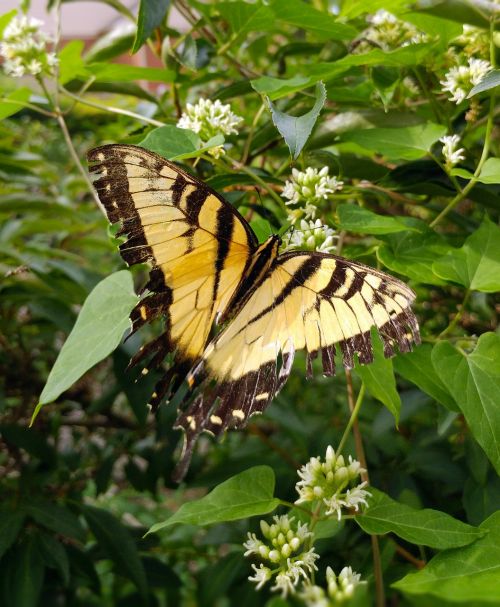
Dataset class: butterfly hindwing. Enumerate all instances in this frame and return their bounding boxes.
[87,144,257,406]
[173,252,420,478]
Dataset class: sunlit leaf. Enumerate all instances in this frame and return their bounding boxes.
[378,221,450,285]
[393,511,500,602]
[0,87,32,121]
[355,331,401,422]
[132,0,170,53]
[357,489,484,549]
[476,157,500,184]
[433,216,500,292]
[58,40,89,85]
[139,125,200,159]
[468,69,500,98]
[268,82,326,159]
[270,0,357,40]
[342,123,447,161]
[34,271,138,417]
[88,62,175,83]
[148,466,280,533]
[337,204,414,235]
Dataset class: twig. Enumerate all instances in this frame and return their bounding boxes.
[439,289,471,338]
[60,87,166,127]
[38,77,106,216]
[392,540,426,569]
[345,370,385,607]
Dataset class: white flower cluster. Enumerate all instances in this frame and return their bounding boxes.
[244,515,319,597]
[282,166,343,223]
[295,446,371,520]
[361,10,427,51]
[299,566,364,606]
[440,57,492,104]
[177,98,243,158]
[440,135,465,170]
[282,219,337,254]
[0,14,57,78]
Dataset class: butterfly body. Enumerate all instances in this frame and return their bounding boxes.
[88,144,420,480]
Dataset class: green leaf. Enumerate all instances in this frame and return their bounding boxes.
[172,134,225,160]
[404,12,462,43]
[138,125,200,159]
[251,45,433,101]
[88,62,175,83]
[252,75,317,101]
[356,489,484,549]
[394,344,457,411]
[0,87,32,121]
[24,498,86,543]
[82,505,148,597]
[468,69,500,98]
[268,82,326,160]
[35,532,70,586]
[0,509,25,559]
[378,221,450,285]
[148,466,280,533]
[85,25,136,63]
[0,10,16,37]
[0,425,57,463]
[132,0,170,53]
[433,216,500,292]
[337,204,414,235]
[432,334,500,475]
[217,1,274,39]
[5,535,45,607]
[34,271,138,416]
[342,123,447,161]
[354,331,401,422]
[476,157,500,184]
[393,511,500,603]
[58,40,89,85]
[269,0,357,41]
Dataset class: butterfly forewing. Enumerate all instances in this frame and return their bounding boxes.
[87,144,256,407]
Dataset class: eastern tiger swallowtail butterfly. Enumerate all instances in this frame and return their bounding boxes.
[88,144,420,480]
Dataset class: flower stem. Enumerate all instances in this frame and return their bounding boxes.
[344,370,385,607]
[439,288,471,338]
[337,382,365,456]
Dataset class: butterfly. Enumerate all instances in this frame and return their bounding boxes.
[87,144,420,480]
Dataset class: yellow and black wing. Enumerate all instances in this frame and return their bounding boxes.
[87,144,257,407]
[174,251,420,478]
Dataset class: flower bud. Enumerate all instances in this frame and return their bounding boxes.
[260,520,270,538]
[268,549,280,563]
[281,543,292,558]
